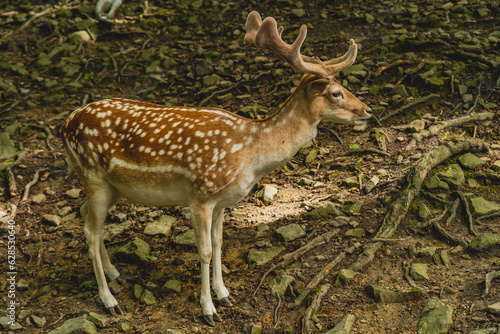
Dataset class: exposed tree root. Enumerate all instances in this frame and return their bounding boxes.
[293,252,345,308]
[301,283,330,334]
[405,112,494,151]
[253,229,338,295]
[457,191,477,236]
[350,138,488,272]
[482,269,500,298]
[21,168,48,202]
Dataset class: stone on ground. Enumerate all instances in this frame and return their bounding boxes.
[115,237,151,263]
[269,274,294,297]
[325,314,355,334]
[247,245,285,267]
[417,298,454,334]
[173,229,197,246]
[48,316,97,334]
[144,215,176,236]
[275,223,306,242]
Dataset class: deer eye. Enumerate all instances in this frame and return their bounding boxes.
[332,90,343,99]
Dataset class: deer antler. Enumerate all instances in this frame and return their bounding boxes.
[244,11,358,78]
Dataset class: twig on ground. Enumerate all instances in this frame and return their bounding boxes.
[320,126,343,144]
[254,229,338,295]
[477,211,500,221]
[482,270,500,298]
[274,293,281,327]
[380,94,439,122]
[405,112,494,151]
[21,168,48,202]
[301,283,330,334]
[432,219,468,246]
[294,252,345,307]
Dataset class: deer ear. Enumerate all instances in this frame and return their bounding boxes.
[308,78,331,96]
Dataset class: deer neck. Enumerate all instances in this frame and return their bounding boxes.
[249,86,320,177]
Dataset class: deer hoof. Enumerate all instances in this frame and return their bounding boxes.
[204,315,215,327]
[219,297,233,307]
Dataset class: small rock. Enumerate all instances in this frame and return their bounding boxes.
[409,119,426,132]
[325,314,355,334]
[48,316,97,334]
[18,310,31,321]
[65,188,82,199]
[418,203,431,219]
[345,228,365,238]
[117,322,131,332]
[485,302,500,315]
[438,164,464,187]
[291,8,306,17]
[343,201,363,214]
[43,214,62,226]
[308,203,343,219]
[336,269,357,285]
[247,245,285,267]
[440,250,451,266]
[469,233,500,251]
[259,185,278,205]
[102,220,132,240]
[115,237,151,263]
[114,212,127,222]
[108,279,122,294]
[417,298,454,334]
[275,223,306,242]
[88,312,109,328]
[134,284,144,300]
[0,132,17,159]
[31,315,46,328]
[32,193,47,204]
[144,215,176,236]
[458,153,486,169]
[32,285,51,299]
[470,197,500,215]
[410,263,429,281]
[255,223,270,238]
[425,175,440,189]
[17,280,29,291]
[353,123,367,132]
[490,160,500,172]
[304,149,319,164]
[161,279,182,294]
[243,323,263,334]
[269,274,294,297]
[140,289,157,305]
[364,175,379,193]
[173,229,197,247]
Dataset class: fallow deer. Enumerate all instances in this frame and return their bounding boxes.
[61,11,371,326]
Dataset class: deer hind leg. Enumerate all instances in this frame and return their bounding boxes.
[211,206,232,307]
[190,202,220,327]
[83,181,122,315]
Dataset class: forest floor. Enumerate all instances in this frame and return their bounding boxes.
[0,0,499,333]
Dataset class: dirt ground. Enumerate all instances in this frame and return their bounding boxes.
[0,0,499,333]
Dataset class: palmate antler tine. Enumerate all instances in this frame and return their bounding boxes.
[244,11,357,78]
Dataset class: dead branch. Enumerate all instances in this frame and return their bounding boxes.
[21,168,48,202]
[293,252,345,307]
[26,123,54,151]
[405,112,494,151]
[380,94,439,122]
[350,138,488,272]
[482,270,500,298]
[254,229,338,295]
[301,283,330,334]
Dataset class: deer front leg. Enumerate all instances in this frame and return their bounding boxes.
[190,203,221,327]
[211,206,232,307]
[83,185,122,315]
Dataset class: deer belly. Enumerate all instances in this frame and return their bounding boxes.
[111,179,191,207]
